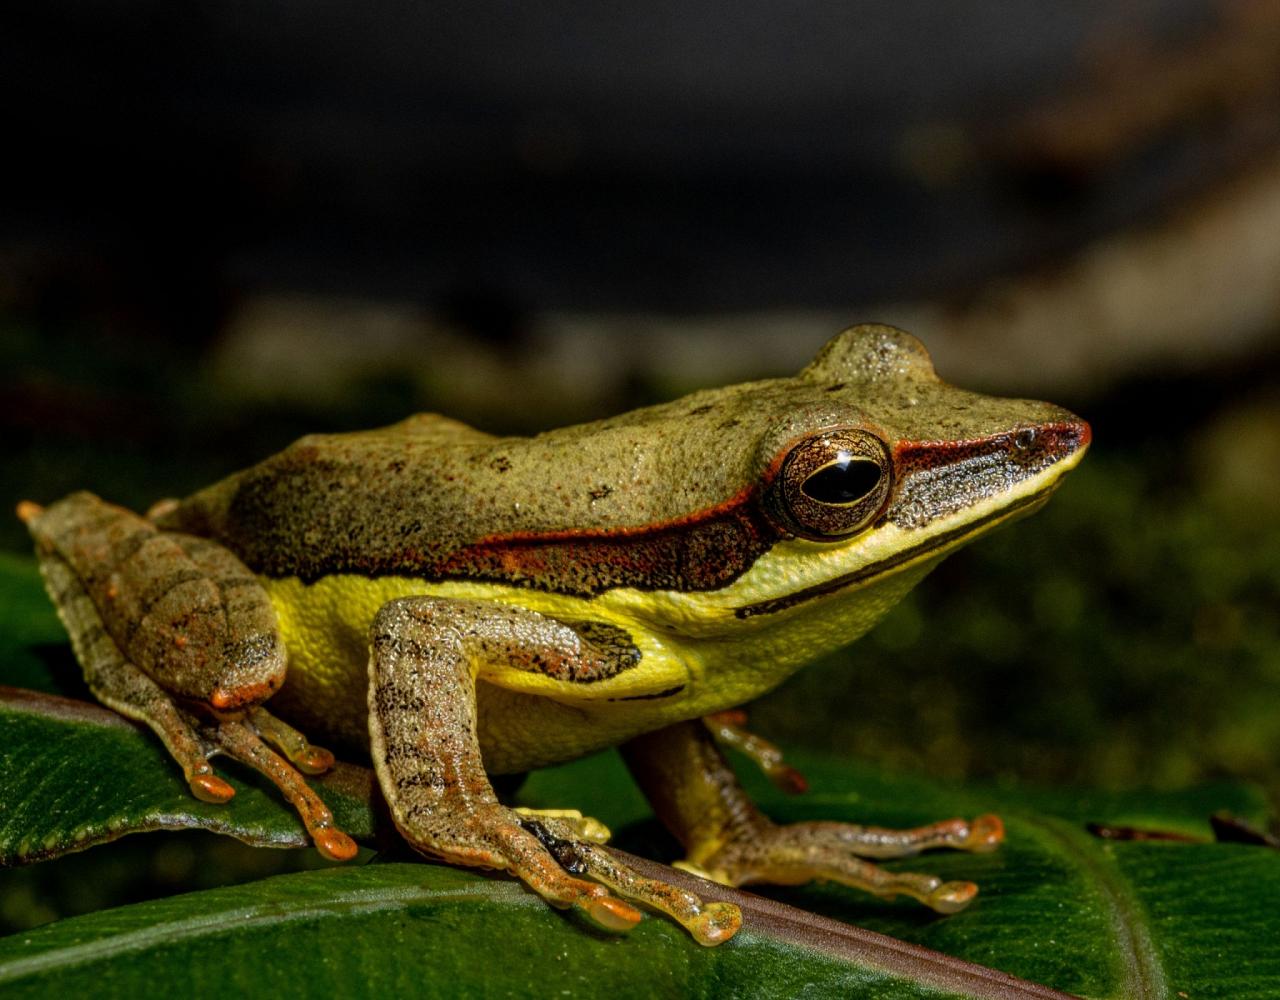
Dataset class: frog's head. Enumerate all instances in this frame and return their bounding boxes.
[618,325,1089,641]
[772,326,1086,529]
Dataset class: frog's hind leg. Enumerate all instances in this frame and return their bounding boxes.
[624,720,1003,914]
[517,815,741,944]
[22,493,354,860]
[29,535,234,803]
[704,709,809,794]
[367,596,741,945]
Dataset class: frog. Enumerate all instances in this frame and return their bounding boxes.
[19,324,1090,946]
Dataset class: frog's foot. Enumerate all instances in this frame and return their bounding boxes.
[512,807,611,843]
[15,500,44,524]
[413,804,740,945]
[246,705,336,775]
[207,716,357,861]
[625,721,1003,917]
[695,816,1003,914]
[29,530,235,804]
[521,814,740,945]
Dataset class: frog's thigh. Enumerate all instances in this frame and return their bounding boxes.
[623,720,1004,915]
[26,494,355,859]
[27,492,286,708]
[366,597,741,945]
[33,544,233,802]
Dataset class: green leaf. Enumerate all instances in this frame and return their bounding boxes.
[0,554,74,696]
[0,861,1080,1000]
[0,687,377,864]
[0,553,381,864]
[527,755,1280,999]
[721,759,1280,999]
[5,551,1280,997]
[0,688,1068,1000]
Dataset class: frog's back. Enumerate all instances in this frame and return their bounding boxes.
[158,396,784,598]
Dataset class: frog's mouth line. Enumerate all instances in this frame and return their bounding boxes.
[733,487,1055,619]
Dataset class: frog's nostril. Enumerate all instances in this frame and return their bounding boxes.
[1036,419,1092,462]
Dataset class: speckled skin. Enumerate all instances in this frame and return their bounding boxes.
[161,325,1084,595]
[25,325,1091,944]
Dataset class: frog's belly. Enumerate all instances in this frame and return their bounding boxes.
[262,574,714,773]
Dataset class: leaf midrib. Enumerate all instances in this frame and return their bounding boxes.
[1022,814,1165,1000]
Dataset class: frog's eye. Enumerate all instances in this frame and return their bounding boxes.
[770,430,892,539]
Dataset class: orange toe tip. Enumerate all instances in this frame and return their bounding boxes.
[145,497,179,520]
[16,501,44,524]
[315,828,358,862]
[774,766,809,795]
[295,747,336,775]
[584,896,642,933]
[970,813,1005,850]
[209,689,236,710]
[929,881,978,914]
[691,902,742,947]
[189,774,236,803]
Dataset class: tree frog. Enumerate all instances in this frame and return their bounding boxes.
[20,325,1089,946]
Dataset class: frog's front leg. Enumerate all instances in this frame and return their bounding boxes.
[367,597,741,945]
[21,493,357,861]
[623,720,1003,913]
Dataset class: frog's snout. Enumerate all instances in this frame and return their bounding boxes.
[1020,416,1091,468]
[1056,417,1092,469]
[1066,417,1092,454]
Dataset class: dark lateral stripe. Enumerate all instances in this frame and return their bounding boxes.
[415,507,772,597]
[228,482,778,597]
[734,488,1054,619]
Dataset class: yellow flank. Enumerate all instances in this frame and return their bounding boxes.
[265,573,707,769]
[263,556,929,773]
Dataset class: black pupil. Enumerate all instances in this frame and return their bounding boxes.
[801,454,881,505]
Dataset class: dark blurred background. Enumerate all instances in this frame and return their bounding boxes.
[3,0,1280,931]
